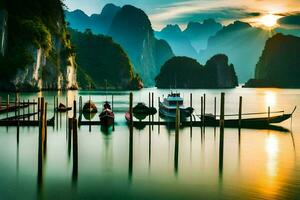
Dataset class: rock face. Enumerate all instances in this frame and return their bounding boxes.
[202,21,269,83]
[183,19,223,51]
[155,54,238,89]
[108,5,174,86]
[245,34,300,88]
[155,24,198,58]
[65,4,121,34]
[0,9,7,56]
[0,0,77,91]
[69,29,143,90]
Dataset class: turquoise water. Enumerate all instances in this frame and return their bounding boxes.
[0,88,300,200]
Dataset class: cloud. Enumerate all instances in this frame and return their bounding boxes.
[278,13,300,27]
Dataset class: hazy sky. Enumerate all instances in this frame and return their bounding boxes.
[64,0,300,29]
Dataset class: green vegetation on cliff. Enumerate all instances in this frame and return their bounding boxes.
[155,55,238,88]
[0,0,77,91]
[245,33,300,88]
[69,29,142,89]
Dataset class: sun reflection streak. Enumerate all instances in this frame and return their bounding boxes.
[266,135,279,178]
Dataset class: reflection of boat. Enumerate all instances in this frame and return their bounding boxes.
[201,106,296,128]
[82,100,97,113]
[159,92,193,119]
[99,101,114,126]
[56,103,72,112]
[133,103,157,115]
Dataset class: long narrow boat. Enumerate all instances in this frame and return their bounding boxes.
[201,107,296,128]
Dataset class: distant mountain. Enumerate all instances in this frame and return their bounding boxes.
[108,5,174,86]
[155,24,198,59]
[245,34,300,88]
[183,19,223,51]
[65,3,121,34]
[69,29,142,89]
[155,54,238,89]
[202,21,270,83]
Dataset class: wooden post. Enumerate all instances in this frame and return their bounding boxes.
[219,93,225,174]
[174,103,180,174]
[203,94,206,127]
[72,118,78,183]
[27,99,30,120]
[201,96,203,124]
[37,98,40,121]
[56,96,59,111]
[6,95,9,119]
[44,102,48,156]
[54,96,56,113]
[238,96,243,128]
[111,95,114,112]
[33,99,36,120]
[79,96,82,113]
[214,97,217,119]
[22,100,25,120]
[68,118,73,158]
[268,106,270,124]
[148,92,151,109]
[129,92,133,126]
[73,100,76,119]
[158,97,160,134]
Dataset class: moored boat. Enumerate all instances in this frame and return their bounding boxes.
[82,100,98,113]
[133,102,157,115]
[99,101,114,126]
[159,92,194,119]
[56,103,72,112]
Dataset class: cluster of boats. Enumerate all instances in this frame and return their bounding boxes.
[56,91,295,128]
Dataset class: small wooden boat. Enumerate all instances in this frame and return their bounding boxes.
[82,100,98,113]
[159,92,193,119]
[99,101,114,126]
[133,102,157,115]
[56,103,72,112]
[201,107,296,128]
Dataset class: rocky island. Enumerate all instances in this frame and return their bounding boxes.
[245,33,300,88]
[155,54,238,89]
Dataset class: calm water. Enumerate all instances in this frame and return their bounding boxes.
[1,88,300,200]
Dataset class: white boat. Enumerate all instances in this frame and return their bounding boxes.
[159,92,194,119]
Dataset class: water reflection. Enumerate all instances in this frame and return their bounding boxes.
[264,91,277,108]
[266,135,279,178]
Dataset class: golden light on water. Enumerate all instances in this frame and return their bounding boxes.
[266,135,279,178]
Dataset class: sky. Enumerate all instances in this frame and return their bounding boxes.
[64,0,300,30]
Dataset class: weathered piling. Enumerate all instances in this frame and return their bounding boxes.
[33,99,36,120]
[73,100,77,119]
[68,118,73,157]
[27,99,30,120]
[238,96,243,128]
[129,92,133,125]
[6,95,9,119]
[38,97,45,186]
[190,93,193,125]
[148,92,151,107]
[219,93,225,174]
[158,97,160,134]
[268,106,270,124]
[22,100,25,120]
[79,96,82,113]
[72,118,78,184]
[203,93,206,126]
[174,103,180,174]
[201,96,203,126]
[44,103,48,157]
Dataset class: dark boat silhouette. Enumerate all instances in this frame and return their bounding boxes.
[99,101,114,126]
[56,103,72,112]
[82,100,98,113]
[200,106,296,128]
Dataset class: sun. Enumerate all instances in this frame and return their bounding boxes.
[259,14,280,28]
